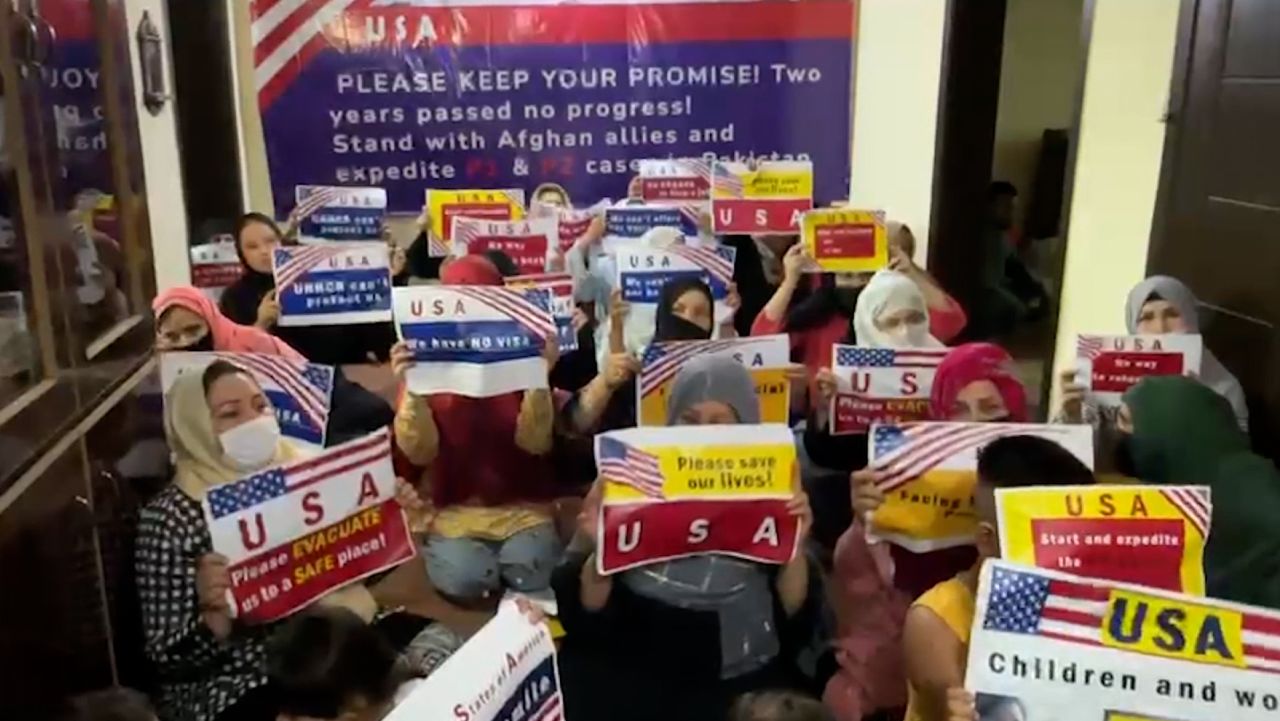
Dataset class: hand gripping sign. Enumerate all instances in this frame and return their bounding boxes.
[293,185,387,243]
[451,217,558,275]
[800,208,889,273]
[426,189,526,256]
[710,160,813,233]
[529,201,606,254]
[202,429,415,623]
[1076,334,1203,414]
[272,242,393,326]
[830,345,948,435]
[966,560,1280,721]
[996,485,1210,594]
[593,424,800,575]
[602,206,697,255]
[637,335,791,426]
[866,422,1094,552]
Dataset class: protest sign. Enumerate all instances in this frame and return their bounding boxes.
[966,560,1280,721]
[800,208,889,273]
[426,189,526,254]
[451,217,557,275]
[615,243,737,345]
[637,335,791,425]
[1077,334,1203,412]
[273,242,393,326]
[867,422,1094,552]
[293,185,387,243]
[202,429,415,623]
[594,424,800,574]
[530,201,603,253]
[392,285,554,397]
[638,158,713,203]
[603,206,696,255]
[996,485,1210,594]
[711,160,814,233]
[504,272,578,353]
[384,600,562,721]
[160,352,335,450]
[189,237,242,301]
[830,345,947,435]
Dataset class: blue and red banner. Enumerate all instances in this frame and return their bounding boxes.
[251,0,856,214]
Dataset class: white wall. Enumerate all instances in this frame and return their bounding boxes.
[124,0,190,291]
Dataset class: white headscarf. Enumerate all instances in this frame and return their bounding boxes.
[852,270,941,348]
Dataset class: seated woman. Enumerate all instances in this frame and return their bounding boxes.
[136,361,376,721]
[554,355,816,721]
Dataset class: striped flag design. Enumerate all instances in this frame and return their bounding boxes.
[835,346,948,370]
[1077,334,1106,360]
[206,429,389,520]
[1159,487,1211,538]
[293,186,346,223]
[529,692,563,721]
[669,245,736,286]
[870,423,1031,492]
[220,352,333,435]
[713,163,746,197]
[982,565,1280,674]
[273,244,348,293]
[639,338,744,397]
[598,436,665,499]
[452,286,556,339]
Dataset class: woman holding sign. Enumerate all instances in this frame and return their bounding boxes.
[553,355,816,721]
[137,361,377,721]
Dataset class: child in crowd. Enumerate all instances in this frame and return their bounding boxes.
[901,435,1095,721]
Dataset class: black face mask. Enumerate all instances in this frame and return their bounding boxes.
[177,332,215,353]
[655,315,712,342]
[833,287,862,316]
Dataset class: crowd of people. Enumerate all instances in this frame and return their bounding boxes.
[99,179,1280,721]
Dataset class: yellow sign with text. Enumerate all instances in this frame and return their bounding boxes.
[801,208,890,273]
[425,189,525,239]
[997,485,1209,594]
[637,335,792,426]
[1101,589,1244,669]
[712,161,813,199]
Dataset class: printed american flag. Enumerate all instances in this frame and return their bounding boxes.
[597,436,665,499]
[669,245,736,286]
[528,691,563,721]
[223,352,333,434]
[206,429,389,520]
[1077,334,1106,360]
[835,346,948,370]
[1159,487,1211,538]
[273,244,348,293]
[452,286,557,339]
[639,338,743,397]
[713,162,745,198]
[982,565,1280,674]
[293,186,346,223]
[870,423,1028,492]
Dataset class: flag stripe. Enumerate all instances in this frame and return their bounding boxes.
[874,425,1015,490]
[275,245,347,292]
[453,287,555,338]
[230,353,329,430]
[640,339,742,395]
[284,444,389,494]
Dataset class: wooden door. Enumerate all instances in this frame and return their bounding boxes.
[1149,0,1280,454]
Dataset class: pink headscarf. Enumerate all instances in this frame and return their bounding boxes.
[152,286,305,362]
[929,342,1028,422]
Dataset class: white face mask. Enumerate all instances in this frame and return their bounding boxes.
[885,321,930,348]
[218,414,281,471]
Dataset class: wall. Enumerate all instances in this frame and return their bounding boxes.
[991,0,1084,203]
[1050,0,1180,409]
[123,0,190,290]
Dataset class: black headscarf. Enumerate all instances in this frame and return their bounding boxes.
[654,277,715,342]
[218,212,282,326]
[783,273,862,334]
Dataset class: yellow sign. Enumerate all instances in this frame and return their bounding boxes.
[800,208,890,273]
[997,485,1208,594]
[711,161,813,199]
[1106,713,1180,721]
[636,335,792,426]
[425,189,525,240]
[601,429,795,504]
[1101,589,1244,669]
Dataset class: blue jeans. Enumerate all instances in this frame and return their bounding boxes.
[425,524,560,600]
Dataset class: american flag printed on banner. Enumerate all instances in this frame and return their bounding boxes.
[981,565,1280,674]
[1159,487,1211,538]
[668,245,736,286]
[713,162,746,198]
[639,338,744,397]
[870,423,1029,492]
[597,436,666,499]
[452,286,556,340]
[225,352,333,436]
[292,186,346,223]
[1077,334,1106,360]
[835,347,948,371]
[272,244,348,293]
[207,429,389,520]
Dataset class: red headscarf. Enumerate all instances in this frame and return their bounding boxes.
[442,255,502,286]
[929,342,1028,422]
[153,286,305,362]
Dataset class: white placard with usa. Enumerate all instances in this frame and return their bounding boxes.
[293,185,387,243]
[966,560,1280,721]
[1076,334,1203,413]
[866,422,1094,552]
[273,242,393,326]
[637,335,791,426]
[160,352,334,451]
[202,429,416,623]
[830,345,948,435]
[450,216,558,276]
[384,600,564,721]
[392,285,555,398]
[615,244,737,345]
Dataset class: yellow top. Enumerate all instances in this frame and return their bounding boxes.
[903,577,975,721]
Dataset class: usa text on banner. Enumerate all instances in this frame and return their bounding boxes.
[966,560,1280,721]
[711,160,814,233]
[505,272,578,352]
[1077,334,1203,413]
[293,185,388,243]
[250,2,855,213]
[830,345,946,435]
[996,485,1210,595]
[867,422,1094,552]
[384,600,563,721]
[530,200,606,253]
[639,157,713,224]
[616,243,737,347]
[393,285,554,398]
[426,189,526,255]
[273,242,393,327]
[160,352,335,450]
[638,335,791,425]
[801,208,888,273]
[202,429,415,623]
[452,217,558,275]
[594,424,799,574]
[603,206,697,255]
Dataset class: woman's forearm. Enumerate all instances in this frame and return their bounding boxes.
[579,552,613,611]
[760,276,800,323]
[514,388,556,454]
[394,393,439,466]
[567,374,615,435]
[776,551,810,616]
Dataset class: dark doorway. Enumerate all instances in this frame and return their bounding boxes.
[1149,0,1280,454]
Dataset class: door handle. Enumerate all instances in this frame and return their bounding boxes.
[32,12,54,66]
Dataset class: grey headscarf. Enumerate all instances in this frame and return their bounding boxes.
[623,354,779,679]
[1125,276,1249,431]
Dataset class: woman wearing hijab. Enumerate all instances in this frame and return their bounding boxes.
[554,355,816,721]
[391,255,562,605]
[136,361,377,721]
[1118,376,1280,609]
[1058,275,1249,432]
[826,343,1026,721]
